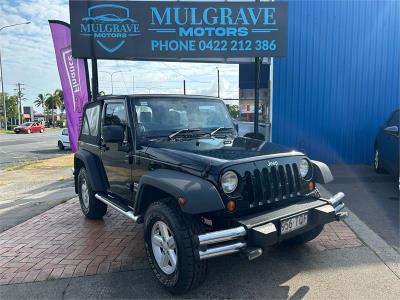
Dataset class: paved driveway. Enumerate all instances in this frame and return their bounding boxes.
[0,198,361,286]
[0,131,66,170]
[1,198,400,299]
[327,165,399,251]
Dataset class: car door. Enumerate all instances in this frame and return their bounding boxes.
[62,129,70,146]
[101,100,132,202]
[32,123,39,132]
[380,110,399,175]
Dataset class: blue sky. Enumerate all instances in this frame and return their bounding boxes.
[0,0,239,113]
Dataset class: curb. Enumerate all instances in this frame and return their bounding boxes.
[344,208,400,279]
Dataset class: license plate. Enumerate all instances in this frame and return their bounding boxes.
[280,212,308,235]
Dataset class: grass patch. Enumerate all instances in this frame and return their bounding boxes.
[5,154,74,171]
[0,129,14,134]
[4,161,39,171]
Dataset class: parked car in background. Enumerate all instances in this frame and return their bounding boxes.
[58,128,70,150]
[14,122,45,134]
[374,109,399,185]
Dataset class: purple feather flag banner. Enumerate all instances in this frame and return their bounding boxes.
[49,21,90,152]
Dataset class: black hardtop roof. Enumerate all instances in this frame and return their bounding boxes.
[97,94,222,101]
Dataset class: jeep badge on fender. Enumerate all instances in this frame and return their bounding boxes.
[73,94,347,294]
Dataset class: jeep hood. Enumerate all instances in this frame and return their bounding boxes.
[144,137,302,171]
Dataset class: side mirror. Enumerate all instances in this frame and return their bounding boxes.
[384,125,399,135]
[103,125,124,143]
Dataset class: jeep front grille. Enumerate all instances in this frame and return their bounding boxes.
[241,163,306,208]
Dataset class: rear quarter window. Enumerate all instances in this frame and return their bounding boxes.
[81,104,100,144]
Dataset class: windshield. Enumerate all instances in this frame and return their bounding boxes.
[134,98,233,137]
[21,122,33,127]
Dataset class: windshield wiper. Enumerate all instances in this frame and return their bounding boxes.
[168,128,201,140]
[210,127,234,137]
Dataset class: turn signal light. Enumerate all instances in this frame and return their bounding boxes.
[307,181,315,191]
[226,200,236,212]
[178,196,186,207]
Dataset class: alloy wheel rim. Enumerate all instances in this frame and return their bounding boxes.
[374,150,379,169]
[81,179,90,209]
[151,221,177,275]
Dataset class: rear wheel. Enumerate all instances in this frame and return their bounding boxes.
[285,225,324,245]
[144,200,208,295]
[40,128,44,133]
[78,168,107,219]
[58,141,64,150]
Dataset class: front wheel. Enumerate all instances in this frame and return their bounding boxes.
[144,201,208,295]
[27,129,31,134]
[58,141,64,151]
[40,128,44,133]
[77,168,107,219]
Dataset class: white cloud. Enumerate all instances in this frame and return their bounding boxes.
[0,0,238,112]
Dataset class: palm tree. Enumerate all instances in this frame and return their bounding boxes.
[45,90,63,128]
[34,94,46,122]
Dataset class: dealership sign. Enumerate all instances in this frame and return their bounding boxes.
[69,1,288,60]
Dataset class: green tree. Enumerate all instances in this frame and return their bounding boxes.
[0,93,19,125]
[6,95,19,118]
[45,90,63,128]
[34,93,46,121]
[227,104,239,119]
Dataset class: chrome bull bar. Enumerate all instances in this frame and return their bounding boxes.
[197,192,347,260]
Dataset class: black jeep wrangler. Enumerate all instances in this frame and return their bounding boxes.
[74,95,347,294]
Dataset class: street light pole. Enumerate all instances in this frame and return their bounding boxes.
[216,67,220,98]
[0,21,30,131]
[99,70,129,95]
[0,49,5,130]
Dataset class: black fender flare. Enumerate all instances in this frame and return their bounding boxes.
[135,169,225,215]
[74,150,108,193]
[311,160,333,184]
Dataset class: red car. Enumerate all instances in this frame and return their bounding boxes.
[14,122,45,134]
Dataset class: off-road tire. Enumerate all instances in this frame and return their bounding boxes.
[77,168,107,219]
[374,148,385,173]
[58,141,64,150]
[144,200,208,295]
[285,225,324,245]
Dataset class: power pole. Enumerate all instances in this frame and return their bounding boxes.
[183,80,186,95]
[14,83,24,124]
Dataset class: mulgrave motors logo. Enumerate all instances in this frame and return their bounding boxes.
[80,4,141,53]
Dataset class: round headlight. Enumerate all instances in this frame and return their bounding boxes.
[221,171,238,194]
[299,159,311,178]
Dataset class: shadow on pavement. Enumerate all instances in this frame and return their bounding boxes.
[29,148,68,155]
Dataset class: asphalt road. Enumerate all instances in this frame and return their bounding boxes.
[327,164,399,251]
[0,130,66,170]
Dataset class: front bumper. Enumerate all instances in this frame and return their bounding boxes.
[197,192,347,260]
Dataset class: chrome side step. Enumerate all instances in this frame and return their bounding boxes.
[95,193,140,223]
